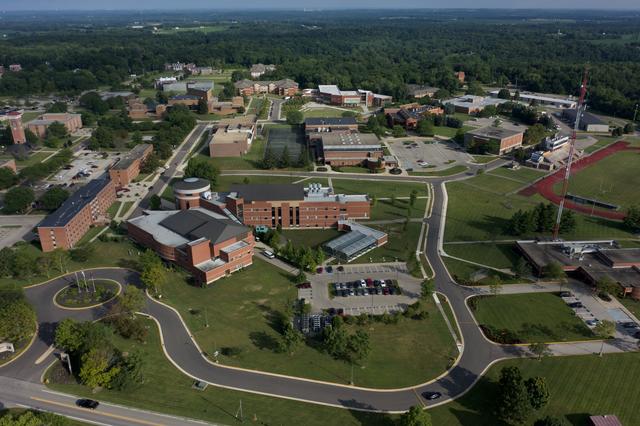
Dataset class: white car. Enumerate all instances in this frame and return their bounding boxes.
[262,250,275,259]
[417,160,429,167]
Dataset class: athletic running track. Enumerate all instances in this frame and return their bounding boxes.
[519,140,640,220]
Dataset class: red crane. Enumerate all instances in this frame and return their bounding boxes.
[553,68,589,240]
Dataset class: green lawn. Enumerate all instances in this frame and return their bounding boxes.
[0,240,141,288]
[12,150,55,168]
[302,107,352,119]
[331,179,428,199]
[280,228,342,248]
[443,243,520,271]
[434,125,472,138]
[471,155,498,164]
[487,166,547,183]
[46,317,394,426]
[216,174,301,191]
[158,259,456,388]
[371,198,427,221]
[77,225,106,245]
[583,136,621,154]
[431,353,640,426]
[347,222,423,264]
[471,293,595,343]
[333,166,371,174]
[107,201,121,218]
[552,151,640,211]
[442,257,518,284]
[617,296,640,319]
[408,165,468,176]
[462,173,527,195]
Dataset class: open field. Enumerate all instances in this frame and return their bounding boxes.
[408,165,468,176]
[159,260,457,388]
[371,198,427,221]
[280,228,342,248]
[433,125,472,138]
[216,174,300,191]
[471,293,595,343]
[302,107,352,119]
[431,353,640,426]
[46,317,394,426]
[331,179,428,199]
[356,222,423,264]
[552,150,640,211]
[442,257,520,284]
[443,242,520,271]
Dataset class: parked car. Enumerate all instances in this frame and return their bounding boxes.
[422,391,442,400]
[359,279,366,288]
[586,319,600,327]
[568,302,583,308]
[622,322,638,329]
[363,289,369,296]
[317,267,323,273]
[337,265,345,272]
[76,399,99,409]
[326,266,333,273]
[559,291,573,297]
[262,250,275,259]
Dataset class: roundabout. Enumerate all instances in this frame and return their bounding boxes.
[53,279,122,310]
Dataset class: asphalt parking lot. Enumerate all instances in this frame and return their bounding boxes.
[46,150,118,186]
[386,138,472,171]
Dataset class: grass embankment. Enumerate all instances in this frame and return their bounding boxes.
[471,293,595,343]
[159,260,456,388]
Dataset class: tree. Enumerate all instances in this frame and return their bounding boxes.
[524,123,547,146]
[392,125,407,138]
[11,247,38,279]
[184,157,219,186]
[54,318,84,354]
[149,194,161,210]
[2,186,34,214]
[488,276,503,296]
[416,119,435,137]
[0,247,16,277]
[623,122,635,134]
[111,349,146,390]
[118,286,146,317]
[285,110,303,125]
[39,187,69,210]
[543,262,566,281]
[595,276,619,297]
[262,145,277,169]
[623,206,640,232]
[79,92,109,115]
[409,189,418,207]
[398,406,432,426]
[140,153,161,174]
[497,88,512,99]
[421,279,434,299]
[279,322,303,355]
[496,366,533,425]
[297,145,311,168]
[139,250,165,294]
[0,168,18,190]
[525,376,550,410]
[529,342,552,360]
[47,101,68,113]
[611,126,623,137]
[46,121,68,139]
[344,329,370,365]
[197,98,209,115]
[51,248,70,273]
[79,347,121,389]
[559,210,576,234]
[322,316,347,358]
[0,295,35,343]
[594,320,616,357]
[279,146,291,168]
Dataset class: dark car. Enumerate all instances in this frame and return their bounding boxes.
[326,266,333,273]
[568,302,583,308]
[422,391,442,400]
[559,291,573,298]
[622,322,638,329]
[76,399,99,409]
[337,266,345,272]
[316,267,323,274]
[634,331,640,339]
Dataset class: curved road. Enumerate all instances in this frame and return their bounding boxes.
[1,159,530,416]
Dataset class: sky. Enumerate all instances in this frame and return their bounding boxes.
[2,0,639,11]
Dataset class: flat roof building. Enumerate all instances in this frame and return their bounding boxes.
[320,132,383,166]
[208,115,257,158]
[304,117,358,135]
[109,144,153,188]
[38,179,116,252]
[464,126,524,155]
[128,208,255,285]
[562,109,609,133]
[324,221,388,262]
[317,85,392,108]
[0,109,26,144]
[445,95,508,115]
[27,113,82,138]
[489,90,577,109]
[406,84,439,99]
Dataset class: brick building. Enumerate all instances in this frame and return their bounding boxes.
[27,113,83,138]
[0,109,26,144]
[317,85,392,108]
[319,132,383,166]
[208,115,256,157]
[109,144,153,188]
[37,179,116,252]
[304,117,358,136]
[234,79,299,97]
[464,126,524,155]
[170,179,371,229]
[127,208,255,285]
[384,103,444,130]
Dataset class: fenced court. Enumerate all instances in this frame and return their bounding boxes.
[266,126,305,160]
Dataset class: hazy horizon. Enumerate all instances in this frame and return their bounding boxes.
[2,0,640,11]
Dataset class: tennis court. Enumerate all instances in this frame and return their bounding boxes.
[266,126,305,160]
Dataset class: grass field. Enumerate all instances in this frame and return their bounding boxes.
[302,107,352,119]
[159,260,456,388]
[552,150,640,211]
[331,179,427,199]
[471,155,499,164]
[216,174,300,191]
[443,243,520,270]
[280,228,342,248]
[353,222,423,264]
[46,317,394,426]
[472,293,595,343]
[408,165,468,176]
[371,198,427,221]
[442,257,519,284]
[434,125,472,138]
[0,241,140,288]
[617,296,640,319]
[333,166,371,174]
[431,353,640,426]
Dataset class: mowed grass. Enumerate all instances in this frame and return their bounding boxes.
[552,151,640,211]
[472,293,595,343]
[430,353,640,426]
[408,165,468,177]
[433,125,472,138]
[159,259,456,388]
[442,257,518,284]
[302,107,351,118]
[331,179,427,199]
[216,174,301,191]
[280,228,342,248]
[371,198,427,221]
[46,318,394,426]
[349,222,423,264]
[443,243,521,270]
[617,296,640,319]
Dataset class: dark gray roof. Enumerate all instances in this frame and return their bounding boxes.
[230,184,305,202]
[112,144,152,171]
[305,117,357,126]
[562,109,606,126]
[159,209,248,244]
[39,179,112,228]
[466,126,523,140]
[173,177,211,191]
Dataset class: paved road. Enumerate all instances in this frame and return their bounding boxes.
[133,124,209,216]
[269,99,286,121]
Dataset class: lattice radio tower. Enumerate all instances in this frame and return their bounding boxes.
[553,68,590,240]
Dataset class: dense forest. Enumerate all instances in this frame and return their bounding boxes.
[1,10,639,118]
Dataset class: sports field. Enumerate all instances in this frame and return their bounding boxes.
[552,150,640,211]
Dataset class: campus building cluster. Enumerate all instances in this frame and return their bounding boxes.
[464,126,524,155]
[316,85,392,108]
[444,95,508,115]
[517,240,640,300]
[489,90,577,109]
[384,103,444,130]
[303,117,385,167]
[208,115,257,157]
[234,79,299,97]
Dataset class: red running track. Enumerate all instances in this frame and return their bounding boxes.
[518,140,640,220]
